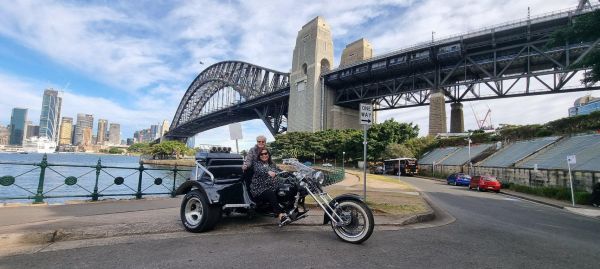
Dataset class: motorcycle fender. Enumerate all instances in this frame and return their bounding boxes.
[175,181,220,205]
[323,193,365,225]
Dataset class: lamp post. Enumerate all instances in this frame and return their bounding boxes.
[313,153,316,166]
[342,151,346,171]
[467,133,472,175]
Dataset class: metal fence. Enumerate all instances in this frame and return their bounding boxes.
[0,154,191,204]
[320,167,346,186]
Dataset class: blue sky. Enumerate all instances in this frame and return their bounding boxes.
[0,0,593,150]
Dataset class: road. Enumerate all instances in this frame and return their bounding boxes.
[1,176,599,269]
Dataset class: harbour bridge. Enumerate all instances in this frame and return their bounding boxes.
[165,2,599,141]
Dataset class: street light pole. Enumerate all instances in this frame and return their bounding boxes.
[342,151,346,171]
[467,133,472,175]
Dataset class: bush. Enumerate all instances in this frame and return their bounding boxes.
[508,184,592,205]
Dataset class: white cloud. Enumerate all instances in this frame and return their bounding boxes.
[0,0,594,144]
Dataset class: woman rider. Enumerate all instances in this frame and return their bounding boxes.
[249,147,289,224]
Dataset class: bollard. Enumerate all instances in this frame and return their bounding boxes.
[136,161,145,199]
[92,159,102,201]
[33,154,48,204]
[171,165,178,198]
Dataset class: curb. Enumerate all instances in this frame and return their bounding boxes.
[499,191,565,209]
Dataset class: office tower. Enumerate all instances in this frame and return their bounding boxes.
[73,114,93,145]
[150,125,159,140]
[160,120,169,136]
[25,122,40,139]
[39,89,62,142]
[82,127,92,146]
[9,108,27,145]
[97,119,108,145]
[108,123,120,145]
[59,117,73,145]
[0,125,9,145]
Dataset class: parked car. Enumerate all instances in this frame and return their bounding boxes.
[468,175,501,193]
[447,173,471,186]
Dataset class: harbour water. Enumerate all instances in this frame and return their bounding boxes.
[0,152,191,204]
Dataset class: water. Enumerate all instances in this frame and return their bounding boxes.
[0,153,191,204]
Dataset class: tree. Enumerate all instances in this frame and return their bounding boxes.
[108,147,124,154]
[128,143,151,154]
[151,141,192,159]
[548,10,600,83]
[367,119,419,160]
[382,143,414,160]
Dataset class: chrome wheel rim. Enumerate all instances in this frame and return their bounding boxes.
[184,197,203,227]
[334,202,367,239]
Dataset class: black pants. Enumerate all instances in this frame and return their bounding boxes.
[256,190,283,215]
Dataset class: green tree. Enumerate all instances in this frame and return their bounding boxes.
[367,119,419,160]
[548,10,600,83]
[382,143,414,160]
[108,147,124,154]
[151,141,192,159]
[128,143,151,154]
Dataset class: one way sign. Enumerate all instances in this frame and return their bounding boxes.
[360,103,373,125]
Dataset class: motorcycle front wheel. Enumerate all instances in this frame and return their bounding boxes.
[330,200,374,244]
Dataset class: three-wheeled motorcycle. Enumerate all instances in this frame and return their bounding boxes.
[176,147,374,244]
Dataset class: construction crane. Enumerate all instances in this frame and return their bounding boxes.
[470,104,494,131]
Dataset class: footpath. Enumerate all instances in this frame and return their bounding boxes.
[423,176,600,219]
[0,172,435,256]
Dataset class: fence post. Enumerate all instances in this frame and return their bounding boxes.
[136,161,145,199]
[33,154,48,204]
[92,159,102,201]
[171,165,178,198]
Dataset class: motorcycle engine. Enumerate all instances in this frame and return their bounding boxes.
[277,182,298,206]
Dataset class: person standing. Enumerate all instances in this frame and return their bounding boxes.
[242,135,267,171]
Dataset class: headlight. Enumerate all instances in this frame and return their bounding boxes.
[314,171,325,185]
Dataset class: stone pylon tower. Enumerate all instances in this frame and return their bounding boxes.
[288,17,334,132]
[428,91,447,136]
[450,102,464,133]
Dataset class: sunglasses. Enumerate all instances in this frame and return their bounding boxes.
[260,152,269,156]
[257,140,266,143]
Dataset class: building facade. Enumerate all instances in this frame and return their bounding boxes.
[569,95,600,116]
[108,123,120,145]
[0,125,9,145]
[96,119,108,145]
[73,114,93,145]
[59,117,73,145]
[25,123,40,139]
[39,89,62,142]
[9,108,27,145]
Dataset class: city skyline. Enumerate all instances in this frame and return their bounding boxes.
[0,1,597,150]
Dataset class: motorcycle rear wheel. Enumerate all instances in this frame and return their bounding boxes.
[330,200,374,244]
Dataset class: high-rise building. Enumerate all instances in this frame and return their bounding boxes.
[74,114,93,145]
[96,119,108,145]
[39,89,62,142]
[150,125,159,140]
[82,127,93,146]
[9,108,27,145]
[160,120,169,137]
[25,121,39,139]
[59,117,73,145]
[108,123,120,145]
[0,125,9,145]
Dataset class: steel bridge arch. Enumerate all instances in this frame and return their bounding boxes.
[169,61,290,138]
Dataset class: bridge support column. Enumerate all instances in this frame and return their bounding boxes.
[450,102,464,133]
[428,91,447,136]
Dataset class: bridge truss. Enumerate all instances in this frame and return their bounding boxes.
[167,61,290,139]
[324,5,600,110]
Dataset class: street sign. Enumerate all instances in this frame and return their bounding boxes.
[567,155,576,165]
[359,103,373,125]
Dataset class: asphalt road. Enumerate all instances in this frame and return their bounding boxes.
[1,176,599,269]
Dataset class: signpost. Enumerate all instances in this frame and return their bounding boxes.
[359,103,372,200]
[567,155,576,207]
[229,123,243,153]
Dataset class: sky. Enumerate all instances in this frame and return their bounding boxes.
[0,0,596,150]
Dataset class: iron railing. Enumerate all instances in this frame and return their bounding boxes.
[0,154,192,204]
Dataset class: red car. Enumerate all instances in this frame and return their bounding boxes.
[468,175,501,193]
